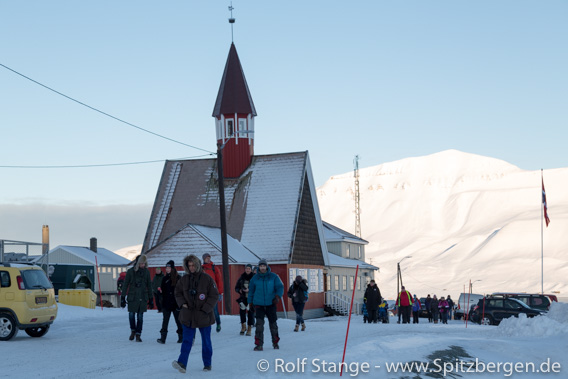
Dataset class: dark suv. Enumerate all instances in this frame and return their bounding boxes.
[470,296,542,325]
[491,293,552,312]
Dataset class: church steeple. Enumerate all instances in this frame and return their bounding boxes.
[213,43,257,178]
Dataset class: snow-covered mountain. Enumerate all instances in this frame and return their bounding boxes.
[114,244,142,261]
[317,150,568,299]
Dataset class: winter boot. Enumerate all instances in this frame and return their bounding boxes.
[301,323,306,331]
[172,361,186,373]
[129,330,136,341]
[203,366,212,371]
[273,343,279,349]
[254,345,263,351]
[246,325,252,336]
[177,333,183,343]
[240,323,246,335]
[294,324,299,332]
[135,334,142,342]
[157,337,165,344]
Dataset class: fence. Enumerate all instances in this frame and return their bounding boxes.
[325,291,362,316]
[0,239,45,263]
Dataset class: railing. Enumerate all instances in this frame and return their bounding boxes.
[325,291,361,316]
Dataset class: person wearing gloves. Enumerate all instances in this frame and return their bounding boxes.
[120,254,153,342]
[248,258,284,351]
[287,275,309,331]
[235,264,255,336]
[157,260,183,344]
[172,254,219,374]
[201,253,223,332]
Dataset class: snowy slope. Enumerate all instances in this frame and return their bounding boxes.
[4,303,567,378]
[114,244,142,261]
[317,150,568,298]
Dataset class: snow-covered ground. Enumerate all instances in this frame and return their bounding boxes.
[3,302,567,378]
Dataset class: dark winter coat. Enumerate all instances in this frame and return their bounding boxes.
[447,297,454,309]
[287,279,309,304]
[425,296,432,310]
[161,272,179,311]
[248,265,284,306]
[152,272,164,293]
[122,255,152,313]
[430,298,440,315]
[175,255,219,328]
[235,272,255,303]
[364,284,382,310]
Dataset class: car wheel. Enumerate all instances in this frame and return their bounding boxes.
[25,325,50,338]
[480,315,494,325]
[0,313,19,341]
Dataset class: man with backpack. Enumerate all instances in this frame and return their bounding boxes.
[287,275,309,332]
[202,253,223,332]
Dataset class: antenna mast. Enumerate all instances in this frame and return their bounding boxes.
[354,155,361,238]
[228,3,235,42]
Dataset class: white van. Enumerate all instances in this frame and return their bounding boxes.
[455,293,483,320]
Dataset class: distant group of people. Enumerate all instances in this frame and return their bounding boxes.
[120,254,308,373]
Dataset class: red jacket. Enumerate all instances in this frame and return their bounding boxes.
[202,262,224,295]
[397,290,412,307]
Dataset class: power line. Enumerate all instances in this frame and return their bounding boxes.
[0,62,214,154]
[0,154,214,169]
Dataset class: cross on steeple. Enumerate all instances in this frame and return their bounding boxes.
[228,3,235,42]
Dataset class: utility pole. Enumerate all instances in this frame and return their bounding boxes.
[217,143,232,315]
[354,155,361,238]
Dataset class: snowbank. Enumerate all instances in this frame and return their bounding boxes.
[497,302,568,337]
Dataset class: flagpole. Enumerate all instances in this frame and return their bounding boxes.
[541,168,544,295]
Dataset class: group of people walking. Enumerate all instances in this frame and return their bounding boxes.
[120,254,308,373]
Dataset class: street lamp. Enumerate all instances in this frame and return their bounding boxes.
[470,280,482,294]
[396,256,412,323]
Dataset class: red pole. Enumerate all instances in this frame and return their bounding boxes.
[95,256,103,311]
[340,265,359,377]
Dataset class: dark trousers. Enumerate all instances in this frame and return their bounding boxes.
[239,302,255,325]
[292,302,305,325]
[154,292,162,312]
[441,311,448,324]
[128,312,144,335]
[401,305,412,324]
[412,310,420,323]
[160,308,182,340]
[178,324,212,368]
[254,304,279,347]
[368,309,378,323]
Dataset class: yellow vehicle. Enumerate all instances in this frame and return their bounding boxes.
[0,263,57,341]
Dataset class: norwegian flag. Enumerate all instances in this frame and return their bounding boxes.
[542,178,550,227]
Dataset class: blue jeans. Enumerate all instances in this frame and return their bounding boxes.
[178,324,212,368]
[128,312,144,335]
[293,302,305,325]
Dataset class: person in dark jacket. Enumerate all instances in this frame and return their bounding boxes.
[152,267,164,312]
[235,264,255,336]
[425,294,432,323]
[287,275,309,332]
[411,294,422,324]
[248,258,284,351]
[157,260,183,344]
[447,295,455,320]
[363,280,382,323]
[430,294,440,324]
[172,255,218,374]
[397,286,413,324]
[120,254,153,342]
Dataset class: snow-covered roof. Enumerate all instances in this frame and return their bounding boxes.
[327,252,378,270]
[142,152,328,265]
[322,221,369,244]
[36,245,130,266]
[145,224,260,267]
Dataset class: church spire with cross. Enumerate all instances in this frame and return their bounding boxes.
[212,5,257,178]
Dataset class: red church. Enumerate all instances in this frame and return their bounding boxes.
[142,43,329,319]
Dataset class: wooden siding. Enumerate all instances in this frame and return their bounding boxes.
[290,174,325,265]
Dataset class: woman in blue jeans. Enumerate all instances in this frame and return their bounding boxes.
[287,275,309,332]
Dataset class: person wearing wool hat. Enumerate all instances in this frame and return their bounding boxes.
[287,275,309,331]
[120,254,152,342]
[157,260,183,344]
[248,259,284,351]
[235,264,255,336]
[201,253,223,333]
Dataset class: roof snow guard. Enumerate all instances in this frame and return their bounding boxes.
[212,43,257,117]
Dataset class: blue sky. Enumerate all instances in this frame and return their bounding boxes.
[1,1,566,250]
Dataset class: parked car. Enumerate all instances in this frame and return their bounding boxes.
[0,263,58,341]
[455,293,484,320]
[470,296,542,325]
[491,292,553,312]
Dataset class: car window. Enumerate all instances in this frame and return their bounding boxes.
[504,299,520,309]
[21,269,53,289]
[0,271,10,287]
[487,299,503,308]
